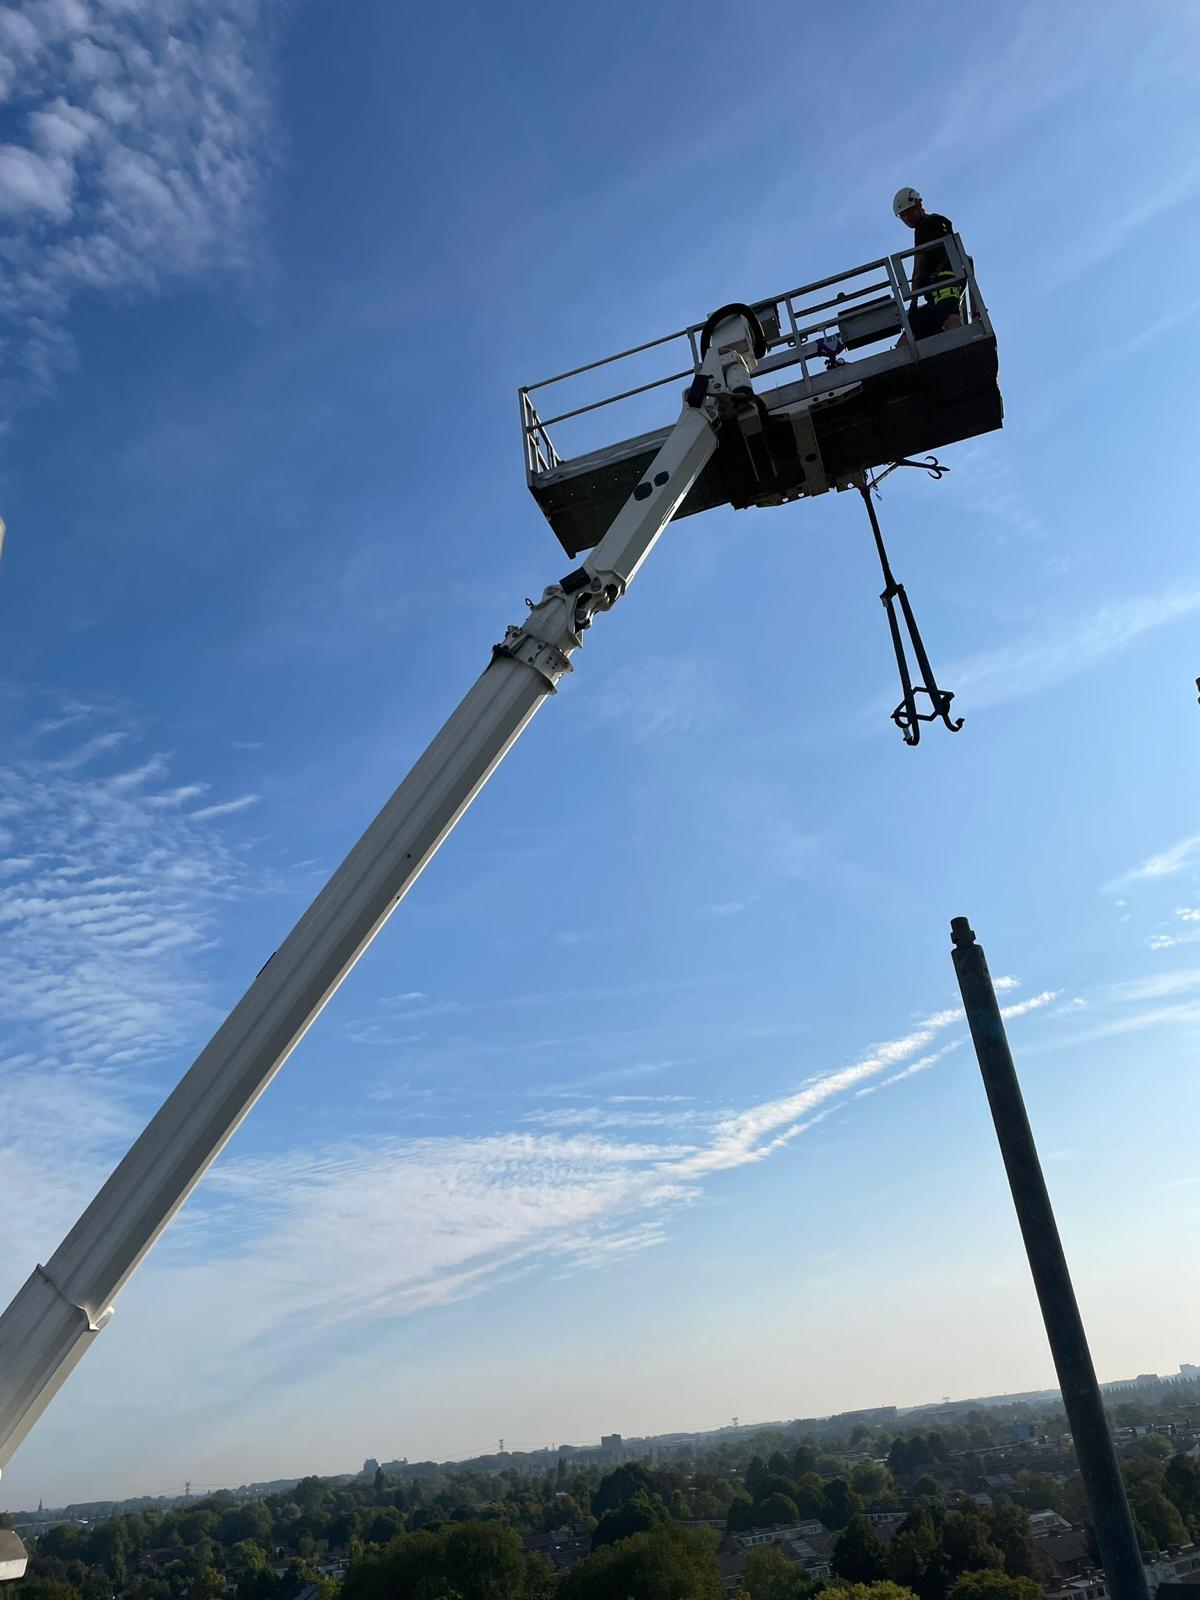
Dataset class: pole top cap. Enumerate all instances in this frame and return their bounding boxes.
[950,916,976,948]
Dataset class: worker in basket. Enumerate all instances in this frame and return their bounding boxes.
[893,186,964,339]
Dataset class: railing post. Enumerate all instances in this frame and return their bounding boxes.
[885,253,920,360]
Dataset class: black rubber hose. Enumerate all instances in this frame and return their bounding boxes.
[699,302,768,362]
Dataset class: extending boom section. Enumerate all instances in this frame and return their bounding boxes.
[0,309,764,1477]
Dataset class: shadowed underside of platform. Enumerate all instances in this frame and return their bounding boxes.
[532,333,1002,558]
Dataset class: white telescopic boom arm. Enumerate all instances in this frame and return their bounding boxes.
[0,313,760,1474]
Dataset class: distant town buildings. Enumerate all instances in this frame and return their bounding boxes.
[716,1518,836,1595]
[1047,1548,1200,1600]
[1028,1511,1074,1538]
[1144,1547,1200,1596]
[1101,1365,1200,1396]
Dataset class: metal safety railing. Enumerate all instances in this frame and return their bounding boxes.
[520,232,992,484]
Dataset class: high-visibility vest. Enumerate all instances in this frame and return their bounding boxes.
[930,269,961,305]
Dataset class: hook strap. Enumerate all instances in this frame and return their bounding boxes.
[858,484,963,747]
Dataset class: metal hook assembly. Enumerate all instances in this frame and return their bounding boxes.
[867,454,948,492]
[857,465,962,747]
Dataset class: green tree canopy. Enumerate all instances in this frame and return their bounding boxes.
[234,1568,282,1600]
[947,1572,1043,1600]
[1134,1436,1174,1461]
[185,1566,225,1600]
[1164,1454,1200,1530]
[228,1539,272,1575]
[33,1528,85,1564]
[824,1582,921,1600]
[591,1491,668,1550]
[792,1475,829,1522]
[592,1463,656,1519]
[219,1502,274,1546]
[832,1517,890,1584]
[177,1510,217,1548]
[558,1524,721,1600]
[824,1480,865,1531]
[791,1446,819,1479]
[1129,1483,1188,1552]
[294,1476,333,1516]
[986,1505,1040,1580]
[757,1476,801,1505]
[889,1507,945,1599]
[1014,1473,1066,1517]
[850,1464,897,1503]
[727,1493,757,1534]
[740,1544,816,1600]
[755,1494,800,1529]
[940,1507,1004,1584]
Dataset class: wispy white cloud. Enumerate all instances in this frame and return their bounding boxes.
[606,1094,694,1105]
[0,718,262,1083]
[664,1007,962,1180]
[1148,917,1200,953]
[0,1057,145,1269]
[189,793,260,821]
[1112,967,1200,1005]
[947,584,1200,714]
[47,729,129,770]
[34,702,101,736]
[1042,154,1200,290]
[0,0,279,416]
[1,920,1065,1417]
[1055,997,1200,1047]
[1104,832,1200,894]
[854,1041,963,1098]
[592,654,727,745]
[523,1105,708,1132]
[936,438,1042,538]
[107,754,170,791]
[145,783,210,809]
[0,714,274,1273]
[193,1130,699,1330]
[1065,294,1200,384]
[718,779,885,907]
[1033,964,1200,1051]
[998,989,1060,1019]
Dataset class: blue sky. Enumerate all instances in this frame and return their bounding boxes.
[2,0,1199,1508]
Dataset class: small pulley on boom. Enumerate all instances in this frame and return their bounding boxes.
[857,456,962,747]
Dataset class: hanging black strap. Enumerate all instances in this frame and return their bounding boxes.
[858,481,963,747]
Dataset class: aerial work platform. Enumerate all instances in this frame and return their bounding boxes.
[521,232,1002,556]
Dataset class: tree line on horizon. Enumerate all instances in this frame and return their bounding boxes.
[5,1391,1199,1600]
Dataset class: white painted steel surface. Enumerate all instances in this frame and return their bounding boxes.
[0,314,759,1476]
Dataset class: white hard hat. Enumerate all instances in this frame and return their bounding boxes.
[893,186,922,217]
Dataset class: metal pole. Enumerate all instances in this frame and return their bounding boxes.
[949,917,1148,1600]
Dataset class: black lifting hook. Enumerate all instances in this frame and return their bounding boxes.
[858,462,962,747]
